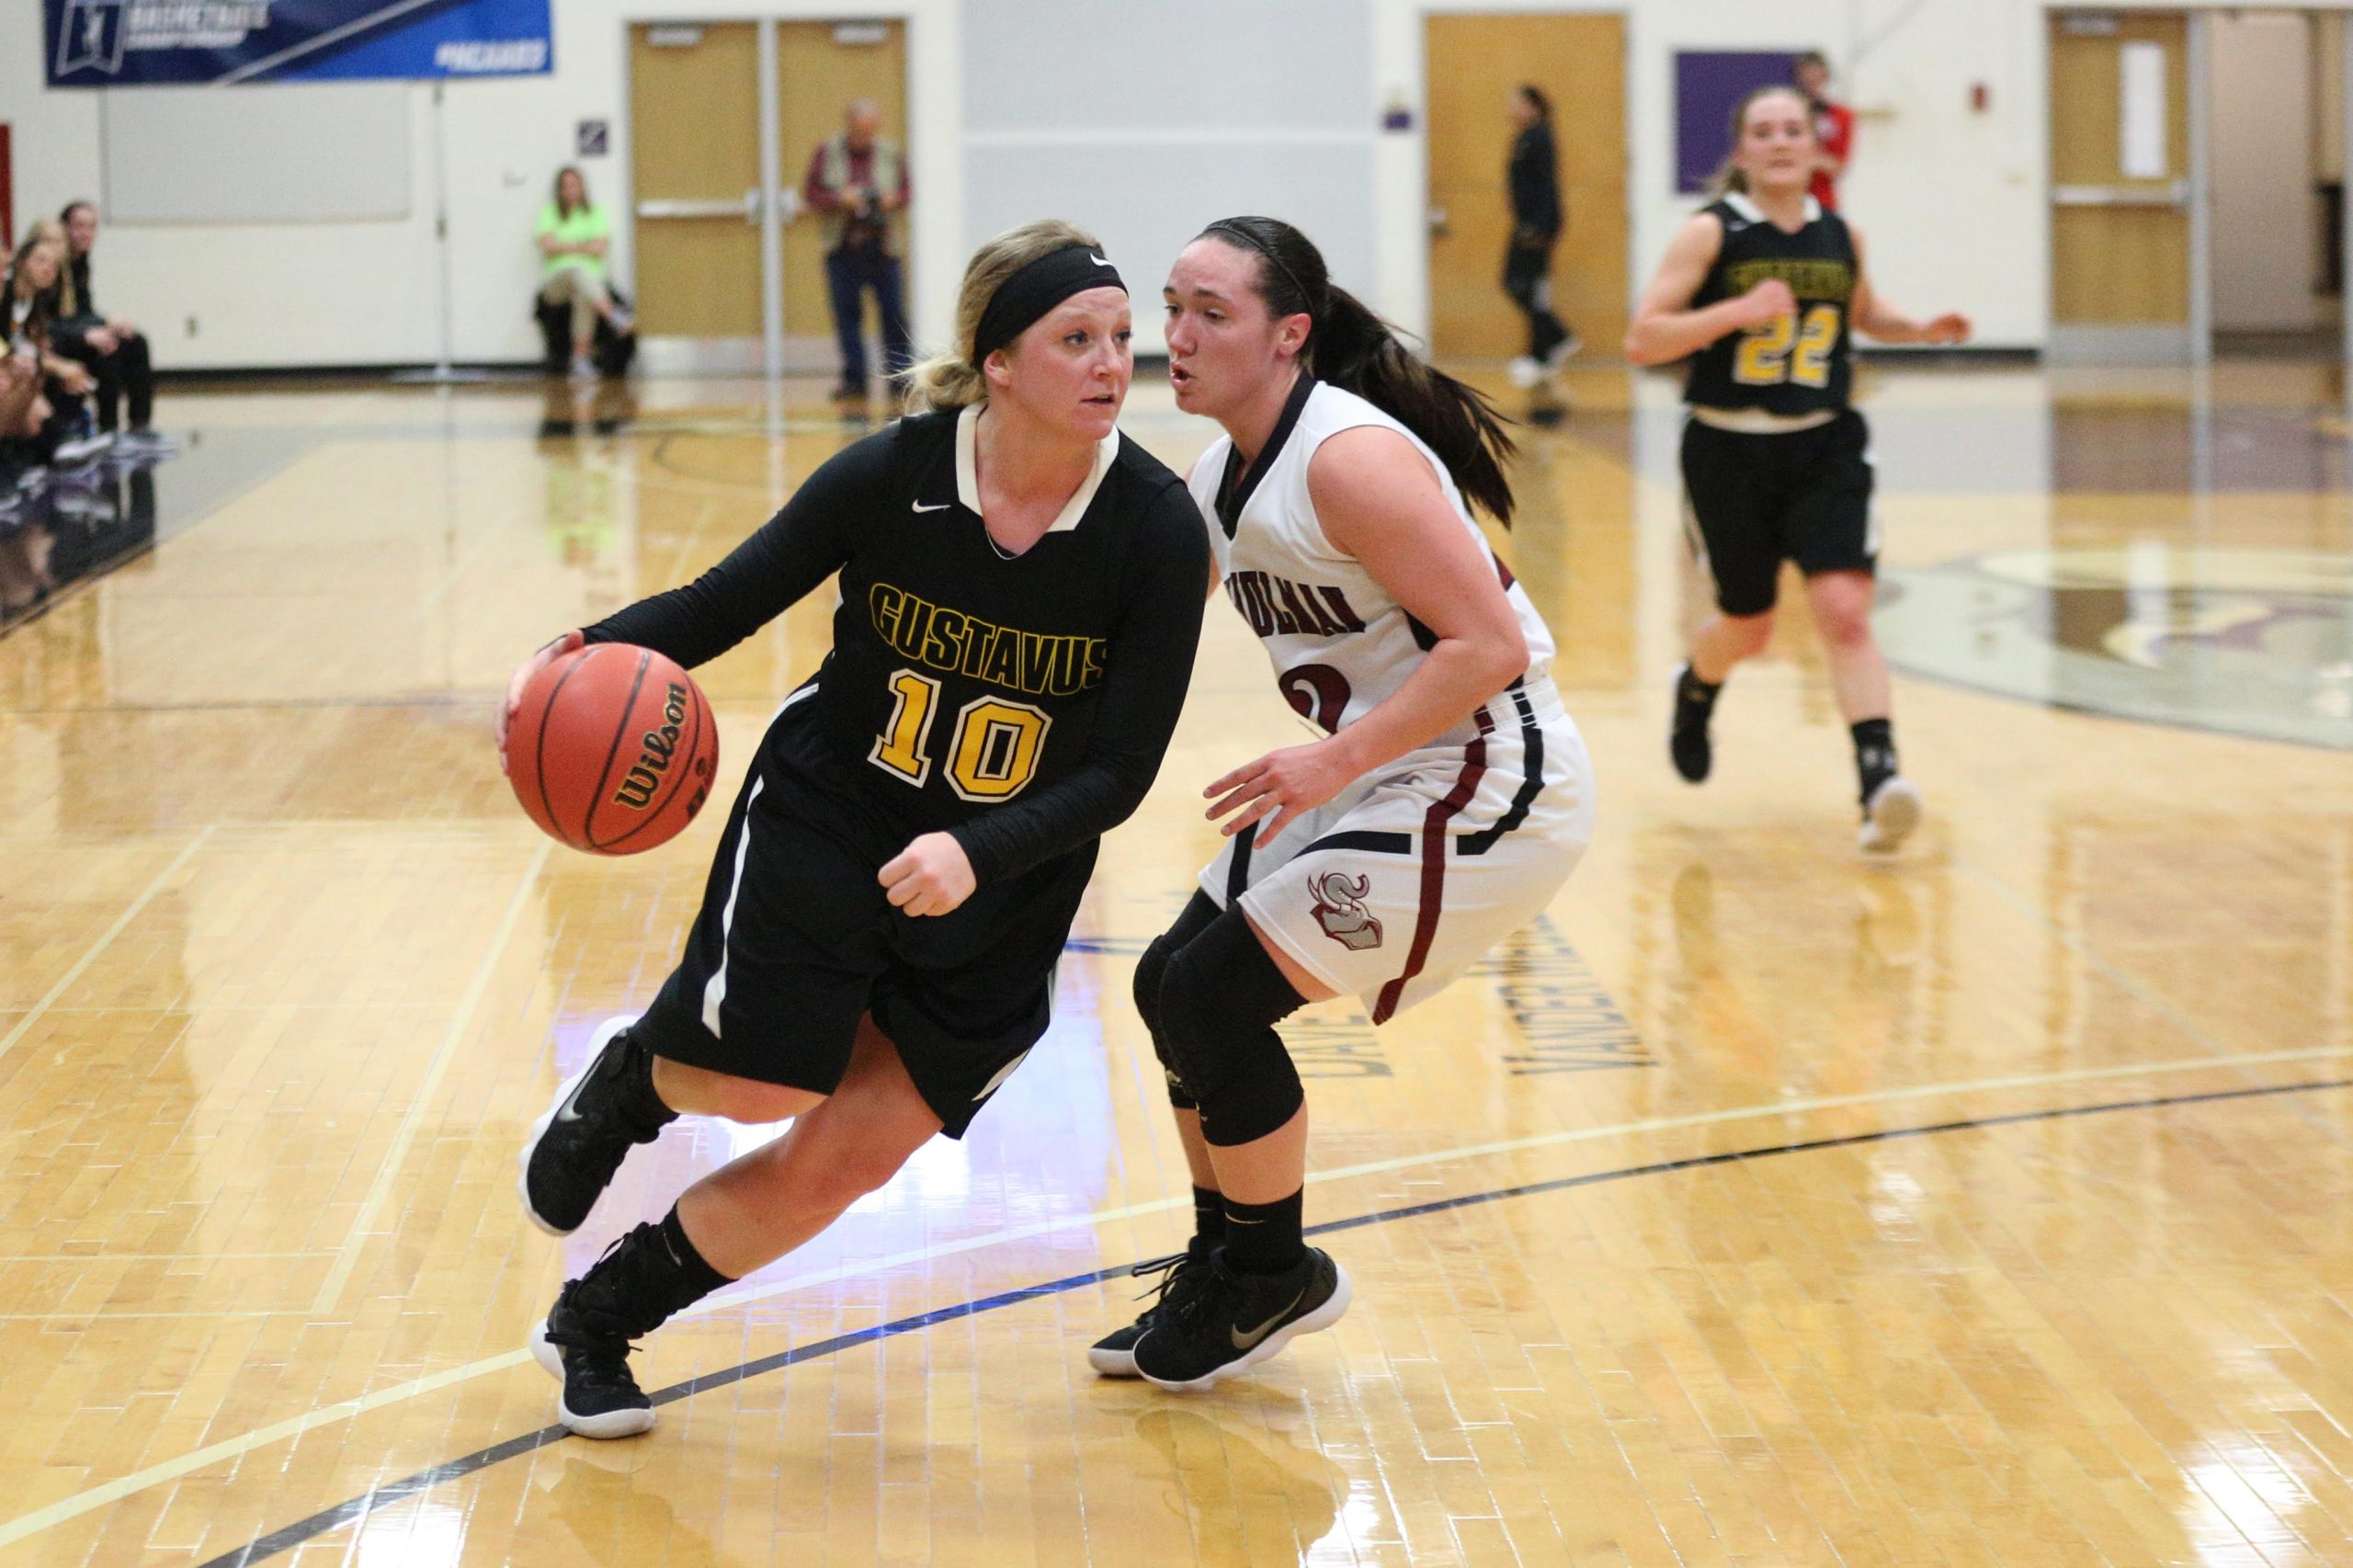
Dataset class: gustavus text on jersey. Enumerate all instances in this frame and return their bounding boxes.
[868,583,1108,698]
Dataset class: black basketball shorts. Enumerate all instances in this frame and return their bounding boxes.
[627,695,1093,1138]
[1679,408,1877,618]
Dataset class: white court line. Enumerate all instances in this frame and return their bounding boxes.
[0,1299,322,1309]
[3,1039,2345,1552]
[310,842,551,1313]
[0,830,212,1069]
[0,1253,326,1263]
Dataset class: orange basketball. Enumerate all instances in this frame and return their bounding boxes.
[506,643,720,855]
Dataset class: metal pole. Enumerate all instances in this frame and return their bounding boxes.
[2186,13,2211,367]
[756,17,785,383]
[393,80,487,384]
[2342,12,2353,369]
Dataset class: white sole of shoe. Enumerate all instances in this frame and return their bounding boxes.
[1086,1340,1141,1377]
[1859,778,1922,855]
[516,1014,639,1237]
[530,1321,656,1439]
[1140,1261,1353,1392]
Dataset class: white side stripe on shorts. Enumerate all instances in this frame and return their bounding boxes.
[701,775,765,1040]
[972,1049,1031,1102]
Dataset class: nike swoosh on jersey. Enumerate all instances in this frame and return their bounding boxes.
[912,500,951,513]
[1230,1284,1308,1349]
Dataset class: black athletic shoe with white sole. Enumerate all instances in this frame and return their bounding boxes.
[1088,1245,1214,1377]
[530,1239,660,1439]
[1670,662,1718,784]
[1859,775,1923,855]
[1131,1246,1350,1392]
[518,1015,673,1236]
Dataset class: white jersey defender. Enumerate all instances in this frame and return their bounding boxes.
[1189,377,1595,1022]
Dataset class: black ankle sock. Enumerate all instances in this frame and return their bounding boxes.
[1677,665,1722,710]
[1189,1185,1226,1254]
[657,1205,734,1302]
[568,1208,733,1340]
[1851,718,1897,802]
[1222,1188,1305,1275]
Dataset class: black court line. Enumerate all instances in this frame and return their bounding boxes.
[196,1074,2353,1567]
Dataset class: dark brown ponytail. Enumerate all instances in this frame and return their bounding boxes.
[1199,216,1519,525]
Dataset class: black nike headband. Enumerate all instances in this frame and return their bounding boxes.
[972,244,1126,363]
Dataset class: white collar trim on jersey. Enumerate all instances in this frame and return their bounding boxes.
[954,403,1119,535]
[1722,191,1822,225]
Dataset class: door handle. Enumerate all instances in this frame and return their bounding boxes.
[1427,204,1449,236]
[636,188,763,222]
[2051,181,2189,209]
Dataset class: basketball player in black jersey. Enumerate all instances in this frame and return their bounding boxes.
[494,221,1208,1438]
[1627,85,1968,853]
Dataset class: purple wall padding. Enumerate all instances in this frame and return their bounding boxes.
[1675,51,1801,194]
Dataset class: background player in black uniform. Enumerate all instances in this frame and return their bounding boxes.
[494,221,1208,1438]
[1626,85,1968,854]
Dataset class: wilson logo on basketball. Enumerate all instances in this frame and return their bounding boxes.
[613,684,691,811]
[1309,871,1383,951]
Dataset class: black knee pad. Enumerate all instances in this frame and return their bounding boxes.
[1135,892,1221,1109]
[1157,910,1308,1147]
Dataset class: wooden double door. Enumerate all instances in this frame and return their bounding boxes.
[628,20,907,371]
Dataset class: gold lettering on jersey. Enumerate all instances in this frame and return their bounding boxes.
[1224,571,1368,642]
[868,583,1106,697]
[1724,257,1854,302]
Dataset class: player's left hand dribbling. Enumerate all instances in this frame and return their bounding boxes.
[880,832,976,918]
[1207,742,1355,849]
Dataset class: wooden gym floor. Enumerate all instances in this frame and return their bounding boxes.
[2,358,2351,1566]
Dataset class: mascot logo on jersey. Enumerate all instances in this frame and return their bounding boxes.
[1310,872,1383,951]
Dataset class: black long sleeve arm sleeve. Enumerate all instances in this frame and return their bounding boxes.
[576,431,886,665]
[947,485,1209,885]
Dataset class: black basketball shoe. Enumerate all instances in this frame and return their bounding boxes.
[1670,663,1719,784]
[518,1016,673,1237]
[1131,1246,1350,1392]
[1088,1245,1216,1377]
[529,1225,669,1439]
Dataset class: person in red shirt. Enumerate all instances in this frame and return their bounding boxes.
[802,99,912,403]
[1794,52,1854,211]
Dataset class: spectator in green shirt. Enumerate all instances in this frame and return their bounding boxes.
[538,167,631,380]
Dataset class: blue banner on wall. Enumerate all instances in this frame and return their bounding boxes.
[45,0,553,86]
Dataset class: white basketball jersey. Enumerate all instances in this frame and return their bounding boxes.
[1188,377,1562,752]
[1188,381,1593,1022]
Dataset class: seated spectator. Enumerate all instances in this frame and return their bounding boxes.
[5,223,108,476]
[51,201,168,455]
[536,167,631,381]
[0,350,50,514]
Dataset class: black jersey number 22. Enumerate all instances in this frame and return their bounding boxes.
[869,668,1052,801]
[1734,304,1840,389]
